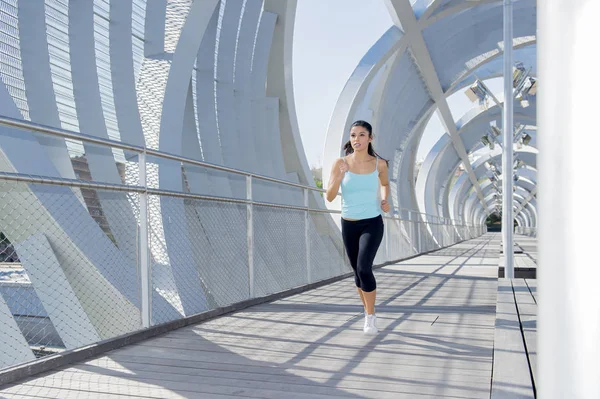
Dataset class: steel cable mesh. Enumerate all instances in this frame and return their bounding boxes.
[0,172,480,374]
[252,205,307,297]
[418,222,430,252]
[385,218,411,261]
[431,222,440,249]
[515,226,536,237]
[308,212,349,283]
[438,223,446,247]
[402,219,419,257]
[430,223,439,250]
[148,194,249,325]
[435,223,443,247]
[0,180,141,369]
[374,220,387,265]
[444,224,452,246]
[405,219,419,255]
[428,223,438,251]
[382,219,394,261]
[252,179,304,207]
[182,163,248,201]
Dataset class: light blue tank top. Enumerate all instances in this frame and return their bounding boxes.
[341,157,381,220]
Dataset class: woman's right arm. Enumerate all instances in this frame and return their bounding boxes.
[326,158,346,202]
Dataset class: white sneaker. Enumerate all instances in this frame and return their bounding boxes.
[363,313,378,335]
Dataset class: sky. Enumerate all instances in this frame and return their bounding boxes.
[292,0,393,169]
[292,0,505,170]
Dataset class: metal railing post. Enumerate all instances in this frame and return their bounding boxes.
[415,212,422,253]
[384,216,390,260]
[304,188,311,284]
[139,150,151,328]
[246,175,254,298]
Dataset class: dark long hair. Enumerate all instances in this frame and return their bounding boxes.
[343,120,388,165]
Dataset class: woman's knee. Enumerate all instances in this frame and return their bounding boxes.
[361,283,376,293]
[360,278,376,292]
[357,267,373,280]
[357,268,376,290]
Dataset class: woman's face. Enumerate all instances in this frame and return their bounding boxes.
[350,126,371,152]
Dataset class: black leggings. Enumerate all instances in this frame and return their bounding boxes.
[341,215,384,292]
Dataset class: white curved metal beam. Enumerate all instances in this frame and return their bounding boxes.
[391,108,435,215]
[526,201,537,227]
[416,133,452,220]
[376,51,433,216]
[446,40,536,96]
[17,0,77,180]
[110,0,145,148]
[0,294,35,367]
[322,26,405,202]
[455,149,537,218]
[234,0,263,176]
[215,0,245,179]
[158,0,220,316]
[0,82,141,339]
[69,0,139,266]
[385,0,486,208]
[421,0,536,91]
[420,0,499,27]
[264,0,318,190]
[515,186,537,215]
[249,11,278,177]
[195,7,226,168]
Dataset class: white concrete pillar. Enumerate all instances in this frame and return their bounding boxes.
[538,1,600,397]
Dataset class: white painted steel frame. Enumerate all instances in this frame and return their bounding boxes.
[538,1,600,397]
[501,0,514,278]
[324,0,538,232]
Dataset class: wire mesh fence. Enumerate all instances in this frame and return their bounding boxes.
[515,226,536,237]
[0,180,142,370]
[0,121,486,373]
[253,205,306,296]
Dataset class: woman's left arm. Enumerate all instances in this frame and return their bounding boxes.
[378,159,390,213]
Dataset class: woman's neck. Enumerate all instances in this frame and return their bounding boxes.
[352,150,372,163]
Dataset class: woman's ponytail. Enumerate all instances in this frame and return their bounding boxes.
[343,140,354,155]
[368,143,389,166]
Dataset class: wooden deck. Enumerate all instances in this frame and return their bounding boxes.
[491,234,538,399]
[1,234,510,398]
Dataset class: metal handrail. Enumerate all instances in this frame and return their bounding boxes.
[0,115,326,194]
[0,171,476,226]
[0,115,475,226]
[0,171,144,193]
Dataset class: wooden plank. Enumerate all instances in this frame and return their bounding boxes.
[77,355,492,383]
[111,342,493,374]
[3,369,491,399]
[513,279,537,389]
[490,279,535,399]
[60,363,492,395]
[525,279,537,303]
[163,328,495,348]
[135,329,495,354]
[1,233,502,399]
